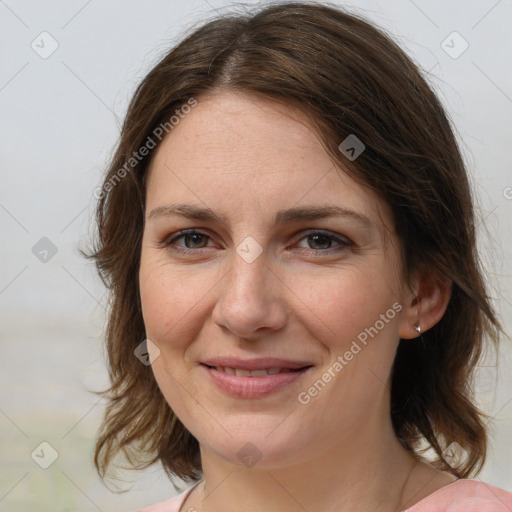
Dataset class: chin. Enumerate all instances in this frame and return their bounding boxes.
[198,420,312,470]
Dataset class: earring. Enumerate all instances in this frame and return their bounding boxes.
[413,323,421,334]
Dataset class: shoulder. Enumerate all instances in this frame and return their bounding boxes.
[135,482,198,512]
[406,479,512,512]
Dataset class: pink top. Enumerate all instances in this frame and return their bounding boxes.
[138,479,512,512]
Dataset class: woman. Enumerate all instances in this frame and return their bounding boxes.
[86,2,512,511]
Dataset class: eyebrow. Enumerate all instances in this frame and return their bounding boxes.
[148,203,373,228]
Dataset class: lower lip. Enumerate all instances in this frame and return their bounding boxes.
[201,364,312,398]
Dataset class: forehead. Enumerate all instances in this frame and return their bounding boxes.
[145,91,393,234]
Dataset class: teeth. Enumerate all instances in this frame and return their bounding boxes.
[213,366,293,376]
[250,369,269,377]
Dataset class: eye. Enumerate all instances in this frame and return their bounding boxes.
[294,230,352,252]
[164,230,214,252]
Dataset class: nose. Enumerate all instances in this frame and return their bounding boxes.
[211,250,288,340]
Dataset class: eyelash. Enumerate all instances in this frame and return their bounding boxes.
[163,229,352,255]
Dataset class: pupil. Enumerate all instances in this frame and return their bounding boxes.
[187,234,205,248]
[310,234,330,249]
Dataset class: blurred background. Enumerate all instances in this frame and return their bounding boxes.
[1,0,511,510]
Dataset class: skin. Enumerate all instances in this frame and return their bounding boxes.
[139,91,454,512]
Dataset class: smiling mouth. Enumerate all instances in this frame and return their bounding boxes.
[200,363,313,398]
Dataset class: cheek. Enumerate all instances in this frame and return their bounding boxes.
[139,260,218,348]
[294,269,401,428]
[287,261,400,350]
[138,259,214,420]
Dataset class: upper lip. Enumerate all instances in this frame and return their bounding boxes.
[201,357,313,370]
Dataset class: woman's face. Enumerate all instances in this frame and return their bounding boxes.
[139,91,413,468]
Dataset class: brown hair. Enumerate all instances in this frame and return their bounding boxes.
[85,0,501,483]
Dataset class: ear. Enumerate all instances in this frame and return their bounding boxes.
[399,270,452,339]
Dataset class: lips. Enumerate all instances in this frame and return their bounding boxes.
[200,357,313,398]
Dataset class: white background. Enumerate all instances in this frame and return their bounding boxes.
[1,0,511,510]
